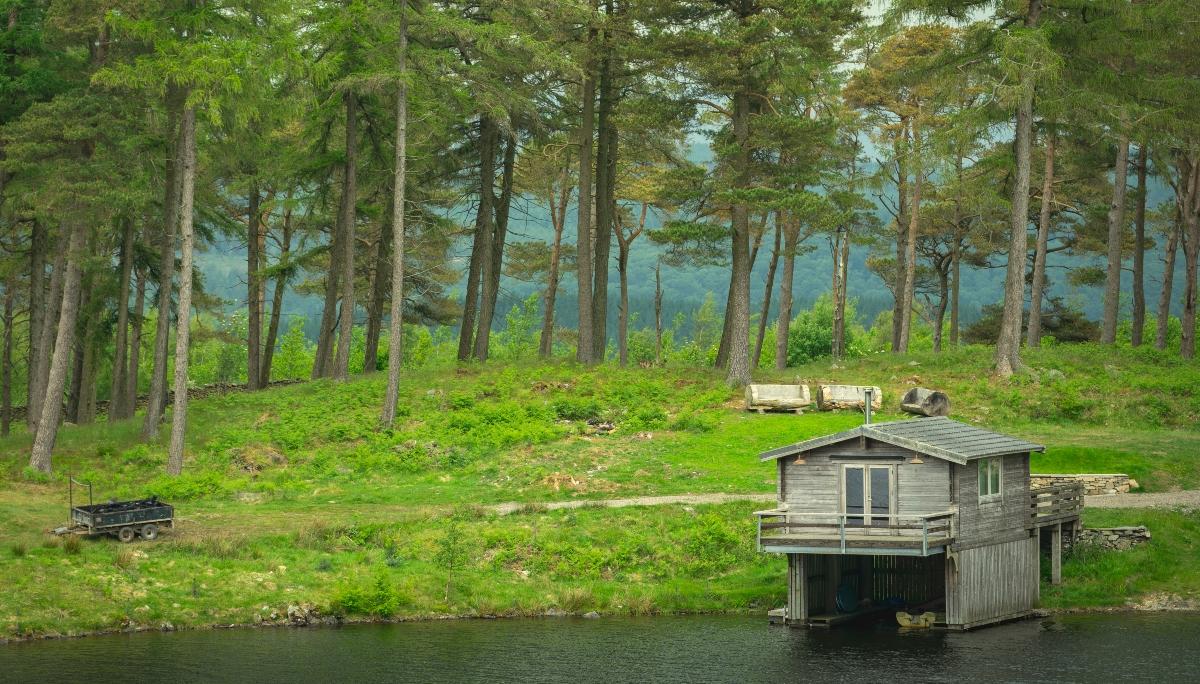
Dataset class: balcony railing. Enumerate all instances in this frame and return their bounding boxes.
[755,509,955,556]
[1029,482,1084,527]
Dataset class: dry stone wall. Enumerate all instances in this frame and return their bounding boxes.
[1031,473,1133,495]
[1071,526,1151,551]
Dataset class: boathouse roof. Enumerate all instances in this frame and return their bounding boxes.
[758,416,1045,466]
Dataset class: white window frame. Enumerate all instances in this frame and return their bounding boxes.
[978,457,1003,502]
[841,464,896,526]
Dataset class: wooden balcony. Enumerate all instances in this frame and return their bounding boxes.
[1029,482,1084,528]
[755,510,955,557]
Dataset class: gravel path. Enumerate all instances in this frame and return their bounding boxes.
[1084,490,1200,509]
[490,492,776,515]
[487,489,1200,515]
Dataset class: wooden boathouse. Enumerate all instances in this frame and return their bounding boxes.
[756,415,1083,630]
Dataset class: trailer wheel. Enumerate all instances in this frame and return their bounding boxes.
[141,524,159,541]
[117,526,136,543]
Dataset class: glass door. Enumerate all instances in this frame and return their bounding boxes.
[843,465,893,527]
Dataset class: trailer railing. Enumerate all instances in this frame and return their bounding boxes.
[755,509,955,555]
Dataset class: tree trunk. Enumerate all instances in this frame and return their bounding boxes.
[1028,130,1055,347]
[246,184,262,389]
[654,263,663,365]
[1180,158,1200,360]
[1131,143,1148,346]
[950,248,961,347]
[897,118,921,354]
[26,219,45,412]
[332,91,359,380]
[1,281,12,436]
[753,218,782,367]
[143,106,183,439]
[538,160,570,359]
[932,265,949,353]
[1156,217,1180,350]
[364,218,390,374]
[832,229,847,360]
[458,116,497,361]
[775,217,797,371]
[30,244,65,431]
[575,69,596,365]
[591,118,616,361]
[725,89,753,387]
[28,222,86,473]
[127,265,146,413]
[111,219,134,418]
[474,130,516,361]
[381,12,408,428]
[167,107,197,476]
[77,321,97,425]
[838,225,850,349]
[311,235,340,379]
[262,208,292,385]
[994,0,1042,377]
[1101,134,1130,344]
[617,231,630,367]
[891,121,909,352]
[714,274,737,369]
[67,288,87,424]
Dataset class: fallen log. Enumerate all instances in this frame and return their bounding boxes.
[900,387,951,417]
[745,384,812,413]
[816,385,882,411]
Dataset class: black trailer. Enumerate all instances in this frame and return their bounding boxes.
[54,478,174,542]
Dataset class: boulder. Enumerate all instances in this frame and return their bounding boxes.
[816,385,882,411]
[900,387,951,417]
[744,384,812,412]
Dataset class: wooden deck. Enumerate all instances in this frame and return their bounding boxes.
[756,510,954,556]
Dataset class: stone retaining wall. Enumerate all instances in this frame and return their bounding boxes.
[1031,473,1133,495]
[1071,526,1151,551]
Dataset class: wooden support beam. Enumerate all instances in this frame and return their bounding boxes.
[1051,522,1062,585]
[787,553,807,625]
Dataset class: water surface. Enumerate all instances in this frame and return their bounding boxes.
[3,612,1198,683]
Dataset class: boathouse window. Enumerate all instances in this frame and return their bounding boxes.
[978,457,1002,501]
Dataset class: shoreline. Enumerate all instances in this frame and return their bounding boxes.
[6,602,1200,647]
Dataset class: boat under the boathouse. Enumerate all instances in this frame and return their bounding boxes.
[755,414,1082,631]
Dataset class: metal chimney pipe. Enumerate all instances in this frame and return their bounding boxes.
[863,388,873,425]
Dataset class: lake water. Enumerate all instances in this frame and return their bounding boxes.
[3,613,1199,683]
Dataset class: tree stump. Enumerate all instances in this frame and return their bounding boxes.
[816,385,882,411]
[900,387,951,417]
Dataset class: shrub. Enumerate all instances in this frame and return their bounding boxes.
[333,574,403,617]
[62,535,81,555]
[10,542,26,558]
[669,410,718,433]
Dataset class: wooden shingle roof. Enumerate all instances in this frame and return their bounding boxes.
[759,416,1044,465]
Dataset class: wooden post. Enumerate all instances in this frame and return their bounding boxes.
[825,556,840,613]
[1051,522,1062,585]
[787,553,807,625]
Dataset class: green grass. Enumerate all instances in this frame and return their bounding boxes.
[1,345,1199,638]
[1041,508,1200,609]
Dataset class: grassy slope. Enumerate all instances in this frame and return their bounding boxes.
[1,344,1198,638]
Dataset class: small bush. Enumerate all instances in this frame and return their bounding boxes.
[669,411,718,433]
[10,542,27,558]
[333,574,403,617]
[114,549,135,569]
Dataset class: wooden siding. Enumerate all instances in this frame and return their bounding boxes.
[945,536,1039,627]
[779,441,950,516]
[951,453,1031,549]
